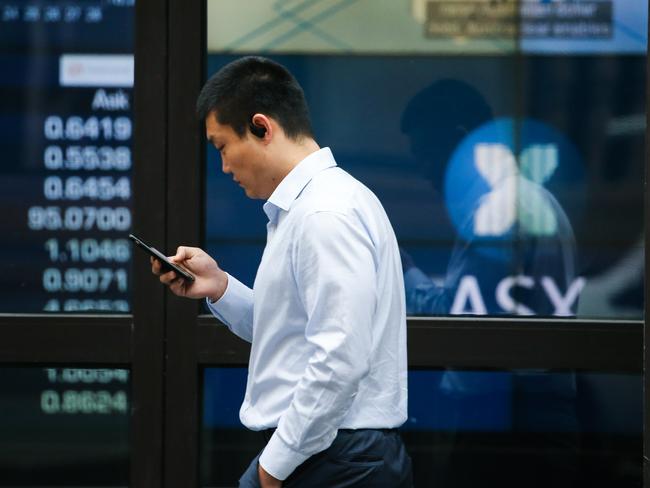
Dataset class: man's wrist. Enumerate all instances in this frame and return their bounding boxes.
[258,463,282,487]
[208,273,229,303]
[259,431,309,481]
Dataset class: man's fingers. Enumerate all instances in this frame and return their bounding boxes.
[158,269,177,285]
[168,277,186,295]
[172,246,192,263]
[151,257,162,275]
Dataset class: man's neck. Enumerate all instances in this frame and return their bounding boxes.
[284,137,320,169]
[270,137,320,191]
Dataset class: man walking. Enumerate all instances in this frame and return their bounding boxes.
[153,56,412,487]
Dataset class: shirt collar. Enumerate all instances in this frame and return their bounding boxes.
[263,147,337,223]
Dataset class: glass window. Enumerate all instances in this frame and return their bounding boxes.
[204,0,647,319]
[200,367,641,487]
[0,367,130,486]
[0,1,135,313]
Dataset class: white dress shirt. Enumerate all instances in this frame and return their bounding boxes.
[207,147,408,480]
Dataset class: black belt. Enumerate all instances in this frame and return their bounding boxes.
[261,427,397,443]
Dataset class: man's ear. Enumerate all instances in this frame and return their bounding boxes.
[250,113,272,141]
[249,120,267,138]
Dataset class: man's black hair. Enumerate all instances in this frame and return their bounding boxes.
[196,56,313,140]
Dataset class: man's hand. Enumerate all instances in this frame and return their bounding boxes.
[151,246,228,302]
[258,463,282,488]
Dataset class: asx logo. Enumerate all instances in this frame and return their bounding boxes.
[449,274,586,317]
[444,117,584,248]
[442,118,587,315]
[473,142,558,237]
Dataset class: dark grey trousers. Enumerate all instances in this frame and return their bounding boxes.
[239,429,413,487]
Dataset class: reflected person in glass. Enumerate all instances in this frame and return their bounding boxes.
[400,79,581,487]
[399,79,582,317]
[151,56,412,487]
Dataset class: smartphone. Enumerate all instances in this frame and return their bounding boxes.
[129,233,195,282]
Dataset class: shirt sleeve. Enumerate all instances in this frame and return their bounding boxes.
[258,210,378,480]
[205,272,254,343]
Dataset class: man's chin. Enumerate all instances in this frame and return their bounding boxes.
[242,187,261,199]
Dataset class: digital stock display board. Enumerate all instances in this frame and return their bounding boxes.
[0,366,130,485]
[0,3,134,485]
[0,1,134,313]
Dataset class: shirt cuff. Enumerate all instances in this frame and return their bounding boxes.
[205,273,251,325]
[258,432,310,481]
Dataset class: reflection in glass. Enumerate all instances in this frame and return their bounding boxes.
[400,81,581,316]
[0,367,130,486]
[201,367,642,487]
[523,56,645,319]
[205,1,646,319]
[206,0,647,55]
